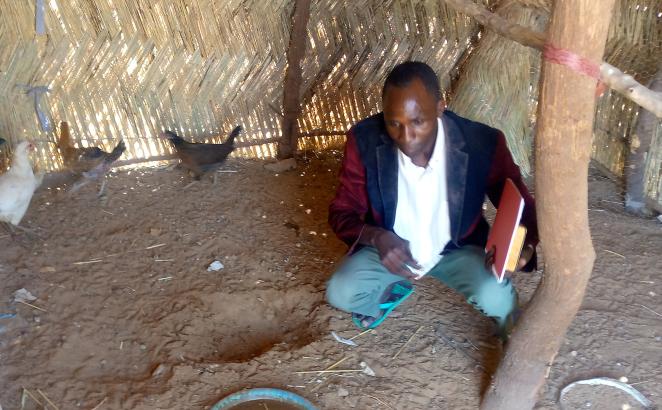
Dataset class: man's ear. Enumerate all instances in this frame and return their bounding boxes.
[436,100,446,116]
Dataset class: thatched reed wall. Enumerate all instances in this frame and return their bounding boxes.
[298,0,497,138]
[595,0,662,206]
[0,0,660,206]
[449,0,549,175]
[0,0,295,170]
[0,0,493,171]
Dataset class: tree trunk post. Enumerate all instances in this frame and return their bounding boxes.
[625,65,662,217]
[277,0,312,160]
[480,1,617,409]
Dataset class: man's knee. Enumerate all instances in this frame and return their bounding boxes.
[326,272,355,312]
[470,278,516,320]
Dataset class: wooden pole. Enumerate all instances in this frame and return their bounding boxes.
[625,65,662,217]
[480,1,616,409]
[441,0,662,119]
[277,0,312,160]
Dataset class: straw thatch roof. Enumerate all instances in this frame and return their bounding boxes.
[0,0,660,205]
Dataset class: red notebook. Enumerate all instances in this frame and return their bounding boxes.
[486,178,525,283]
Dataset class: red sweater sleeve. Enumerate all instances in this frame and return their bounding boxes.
[328,131,370,247]
[486,132,539,258]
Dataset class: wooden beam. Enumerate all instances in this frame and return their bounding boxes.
[480,0,617,409]
[442,0,662,118]
[277,0,312,159]
[298,129,347,138]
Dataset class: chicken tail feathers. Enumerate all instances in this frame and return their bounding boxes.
[224,125,242,146]
[81,140,125,180]
[107,140,126,163]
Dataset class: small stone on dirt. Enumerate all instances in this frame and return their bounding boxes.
[207,260,224,271]
[14,288,37,303]
[152,363,167,377]
[360,361,376,377]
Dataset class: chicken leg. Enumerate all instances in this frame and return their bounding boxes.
[97,178,107,198]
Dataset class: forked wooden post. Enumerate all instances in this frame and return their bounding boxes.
[480,1,617,409]
[277,0,312,160]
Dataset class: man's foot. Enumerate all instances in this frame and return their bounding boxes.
[352,313,380,329]
[351,281,414,330]
[495,307,521,342]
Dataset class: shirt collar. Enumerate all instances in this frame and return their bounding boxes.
[426,117,445,170]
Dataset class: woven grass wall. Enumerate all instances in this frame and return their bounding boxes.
[449,0,549,175]
[0,0,296,170]
[595,0,662,206]
[0,0,494,171]
[0,0,660,206]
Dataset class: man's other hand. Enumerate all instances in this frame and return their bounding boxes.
[517,244,535,270]
[485,244,535,275]
[373,230,421,279]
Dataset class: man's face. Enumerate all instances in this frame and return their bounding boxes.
[382,78,444,164]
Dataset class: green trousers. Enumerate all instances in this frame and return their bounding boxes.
[326,245,517,334]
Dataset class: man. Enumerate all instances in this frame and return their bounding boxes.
[326,61,538,339]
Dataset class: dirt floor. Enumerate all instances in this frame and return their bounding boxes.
[0,152,660,410]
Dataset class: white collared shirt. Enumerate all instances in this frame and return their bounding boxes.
[392,117,451,276]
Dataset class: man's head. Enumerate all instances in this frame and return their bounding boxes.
[382,61,445,165]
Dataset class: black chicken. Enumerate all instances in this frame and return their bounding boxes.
[161,125,242,184]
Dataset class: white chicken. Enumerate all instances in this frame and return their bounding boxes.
[0,141,43,228]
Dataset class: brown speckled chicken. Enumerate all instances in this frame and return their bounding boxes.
[57,121,125,196]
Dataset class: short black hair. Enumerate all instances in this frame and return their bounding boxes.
[382,61,442,101]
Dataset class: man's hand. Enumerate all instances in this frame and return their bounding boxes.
[361,226,420,279]
[517,244,535,270]
[484,244,535,274]
[484,246,496,270]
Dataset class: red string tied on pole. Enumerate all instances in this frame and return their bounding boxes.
[543,43,607,96]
